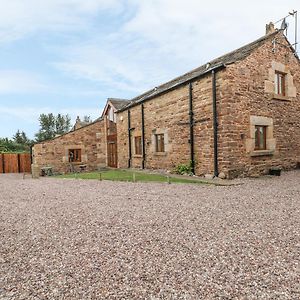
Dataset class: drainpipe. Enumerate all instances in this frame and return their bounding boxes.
[212,69,219,177]
[141,104,146,169]
[127,110,132,168]
[188,82,195,174]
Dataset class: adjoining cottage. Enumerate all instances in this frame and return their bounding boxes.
[33,25,300,178]
[32,99,129,174]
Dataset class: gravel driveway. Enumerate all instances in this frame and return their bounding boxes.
[0,171,299,299]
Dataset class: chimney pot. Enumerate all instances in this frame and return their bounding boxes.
[266,22,276,35]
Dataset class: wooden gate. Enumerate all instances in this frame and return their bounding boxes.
[107,134,117,168]
[0,153,31,173]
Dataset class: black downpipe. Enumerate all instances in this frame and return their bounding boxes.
[212,70,219,177]
[127,110,132,168]
[188,82,195,174]
[141,104,146,169]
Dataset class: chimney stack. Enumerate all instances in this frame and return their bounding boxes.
[266,22,276,35]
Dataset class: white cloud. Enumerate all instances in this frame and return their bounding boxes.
[51,0,299,97]
[0,70,47,94]
[0,0,123,43]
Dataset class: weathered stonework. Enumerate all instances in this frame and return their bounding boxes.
[33,120,106,174]
[117,31,300,178]
[34,31,300,179]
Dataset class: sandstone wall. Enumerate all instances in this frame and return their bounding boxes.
[33,120,106,174]
[221,33,300,177]
[117,32,300,178]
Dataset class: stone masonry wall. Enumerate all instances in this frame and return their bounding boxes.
[220,32,300,177]
[116,73,224,176]
[117,32,300,178]
[33,120,106,174]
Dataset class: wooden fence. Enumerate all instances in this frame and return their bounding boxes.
[0,153,31,173]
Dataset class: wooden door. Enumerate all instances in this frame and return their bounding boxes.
[107,134,117,168]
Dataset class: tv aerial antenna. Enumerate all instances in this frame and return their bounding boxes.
[274,10,298,54]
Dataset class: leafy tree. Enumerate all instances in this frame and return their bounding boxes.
[0,136,30,153]
[83,115,92,123]
[35,113,71,142]
[13,130,31,146]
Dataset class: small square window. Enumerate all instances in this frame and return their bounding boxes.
[255,126,267,150]
[134,136,142,155]
[155,134,165,152]
[69,149,81,162]
[275,71,286,96]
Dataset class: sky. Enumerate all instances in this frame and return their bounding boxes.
[0,0,299,139]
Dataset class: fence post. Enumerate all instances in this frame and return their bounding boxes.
[2,154,5,174]
[17,154,21,173]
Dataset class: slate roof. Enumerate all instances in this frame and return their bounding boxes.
[108,98,131,110]
[118,30,282,112]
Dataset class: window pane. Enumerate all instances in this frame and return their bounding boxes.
[255,126,266,150]
[69,149,81,162]
[155,134,165,152]
[275,74,278,94]
[275,72,285,96]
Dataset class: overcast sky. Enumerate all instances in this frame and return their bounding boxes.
[0,0,298,139]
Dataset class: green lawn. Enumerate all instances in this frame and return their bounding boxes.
[56,169,205,184]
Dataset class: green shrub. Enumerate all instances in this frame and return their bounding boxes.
[173,161,194,175]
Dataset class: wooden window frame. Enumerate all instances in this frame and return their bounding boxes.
[155,134,165,153]
[134,136,142,155]
[69,149,82,163]
[254,126,267,151]
[275,71,286,96]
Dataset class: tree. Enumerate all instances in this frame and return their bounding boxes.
[13,130,31,146]
[35,113,71,142]
[0,137,30,153]
[83,115,92,123]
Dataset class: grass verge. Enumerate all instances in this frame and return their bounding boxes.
[55,169,206,184]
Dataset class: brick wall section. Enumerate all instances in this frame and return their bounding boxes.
[117,32,300,178]
[33,120,106,174]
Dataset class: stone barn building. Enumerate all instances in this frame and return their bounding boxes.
[116,28,300,178]
[33,26,300,178]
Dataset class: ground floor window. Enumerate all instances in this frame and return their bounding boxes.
[134,136,142,155]
[255,125,267,150]
[69,149,81,162]
[155,134,165,152]
[247,116,275,156]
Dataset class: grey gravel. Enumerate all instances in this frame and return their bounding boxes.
[0,171,299,299]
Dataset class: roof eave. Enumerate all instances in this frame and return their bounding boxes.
[116,63,226,113]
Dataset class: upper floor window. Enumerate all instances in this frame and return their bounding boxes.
[69,149,81,162]
[255,126,267,150]
[155,134,165,152]
[134,136,142,155]
[275,71,286,96]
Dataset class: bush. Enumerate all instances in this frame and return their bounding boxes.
[173,162,194,176]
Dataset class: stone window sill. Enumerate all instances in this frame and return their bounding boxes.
[133,154,142,158]
[154,152,167,156]
[270,94,291,102]
[250,150,274,157]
